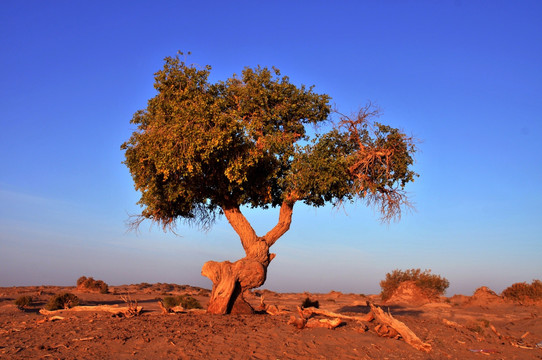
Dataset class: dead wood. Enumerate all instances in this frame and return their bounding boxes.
[257,296,289,315]
[489,324,502,338]
[442,318,463,329]
[301,307,373,322]
[369,303,432,353]
[287,307,343,330]
[305,317,343,329]
[73,337,94,341]
[158,300,186,314]
[287,303,431,352]
[287,315,307,329]
[158,300,169,314]
[120,295,141,317]
[39,305,142,317]
[375,324,400,339]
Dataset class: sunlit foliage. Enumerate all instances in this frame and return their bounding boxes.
[380,269,450,300]
[122,53,418,230]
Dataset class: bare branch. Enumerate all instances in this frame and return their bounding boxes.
[263,199,295,247]
[222,206,259,253]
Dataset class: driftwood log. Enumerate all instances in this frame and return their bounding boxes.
[288,306,344,329]
[288,303,432,353]
[369,303,432,352]
[301,307,374,322]
[39,305,142,317]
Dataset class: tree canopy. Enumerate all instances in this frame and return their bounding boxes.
[121,53,418,231]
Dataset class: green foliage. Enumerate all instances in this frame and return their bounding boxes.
[122,53,418,230]
[77,276,109,294]
[301,297,319,308]
[501,280,542,302]
[380,269,450,300]
[45,293,80,311]
[162,295,202,309]
[15,295,33,309]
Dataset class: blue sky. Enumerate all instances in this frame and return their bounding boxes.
[1,1,541,295]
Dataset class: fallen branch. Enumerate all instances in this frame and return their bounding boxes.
[442,318,463,329]
[287,307,343,329]
[287,302,431,352]
[73,337,94,341]
[158,300,186,314]
[301,307,373,322]
[375,324,400,339]
[489,324,502,338]
[306,317,343,329]
[369,303,432,353]
[257,296,290,315]
[39,305,142,317]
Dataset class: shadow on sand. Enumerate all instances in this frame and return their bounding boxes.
[337,304,424,317]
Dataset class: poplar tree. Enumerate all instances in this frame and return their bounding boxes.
[122,53,417,314]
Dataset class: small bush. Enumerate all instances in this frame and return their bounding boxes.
[45,293,80,311]
[76,276,109,294]
[301,297,319,309]
[466,323,484,334]
[502,280,542,302]
[162,295,202,310]
[15,296,33,309]
[76,276,87,287]
[380,268,450,300]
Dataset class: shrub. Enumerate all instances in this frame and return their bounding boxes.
[162,295,202,310]
[76,276,109,294]
[15,295,33,309]
[45,293,80,311]
[501,280,542,302]
[380,268,450,300]
[77,276,87,286]
[301,297,319,309]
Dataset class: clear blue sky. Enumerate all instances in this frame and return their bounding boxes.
[1,1,541,295]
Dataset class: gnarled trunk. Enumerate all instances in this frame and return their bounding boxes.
[201,201,294,314]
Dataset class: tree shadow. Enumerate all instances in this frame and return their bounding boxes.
[337,304,424,317]
[83,298,159,306]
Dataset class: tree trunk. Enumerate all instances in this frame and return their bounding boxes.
[201,201,294,314]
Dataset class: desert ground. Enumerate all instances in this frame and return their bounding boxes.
[1,283,541,359]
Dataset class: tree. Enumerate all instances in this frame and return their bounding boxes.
[121,53,418,314]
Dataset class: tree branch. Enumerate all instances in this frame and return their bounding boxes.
[222,206,258,253]
[263,199,295,247]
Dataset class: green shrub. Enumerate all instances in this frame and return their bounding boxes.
[76,276,109,294]
[15,295,33,309]
[45,293,80,310]
[301,297,319,309]
[162,295,202,310]
[380,268,450,300]
[501,280,542,302]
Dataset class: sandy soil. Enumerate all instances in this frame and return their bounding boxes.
[1,284,541,359]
